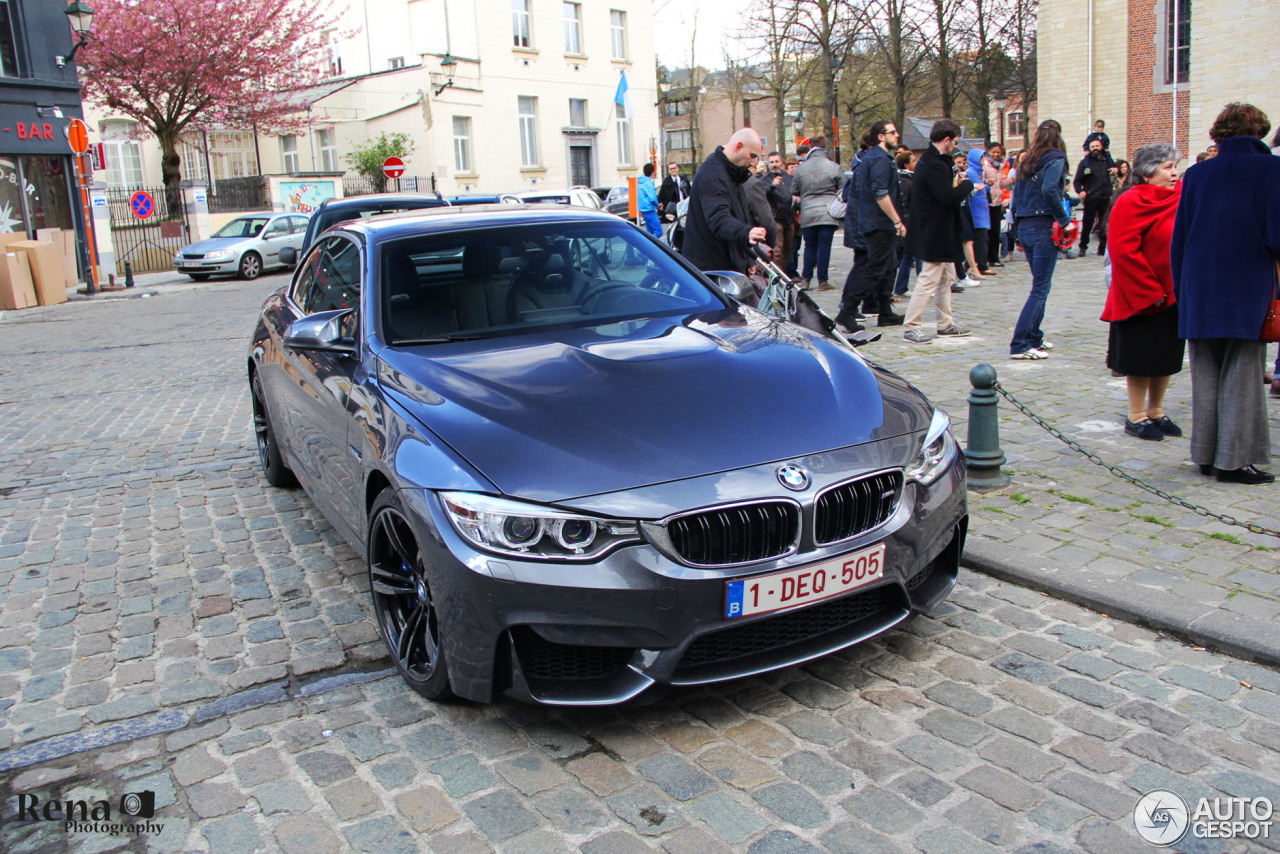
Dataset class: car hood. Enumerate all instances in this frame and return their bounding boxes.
[378,307,932,503]
[182,236,251,254]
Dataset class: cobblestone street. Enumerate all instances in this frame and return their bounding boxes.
[0,261,1278,852]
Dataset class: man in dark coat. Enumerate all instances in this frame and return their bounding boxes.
[658,162,690,221]
[761,151,796,274]
[681,128,767,273]
[901,119,974,342]
[851,120,907,328]
[1073,138,1114,255]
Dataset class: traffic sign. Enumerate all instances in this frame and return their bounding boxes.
[67,118,90,155]
[382,156,405,179]
[130,190,154,220]
[90,142,107,171]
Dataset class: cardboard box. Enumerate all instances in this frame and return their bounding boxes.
[0,232,30,251]
[9,240,67,306]
[0,251,36,310]
[37,228,79,289]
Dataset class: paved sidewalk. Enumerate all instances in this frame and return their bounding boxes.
[809,247,1280,668]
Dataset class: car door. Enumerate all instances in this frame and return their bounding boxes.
[258,216,294,269]
[280,235,367,540]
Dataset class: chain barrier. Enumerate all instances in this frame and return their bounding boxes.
[993,383,1280,539]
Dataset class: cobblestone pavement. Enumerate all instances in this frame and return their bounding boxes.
[0,264,1278,852]
[809,249,1280,666]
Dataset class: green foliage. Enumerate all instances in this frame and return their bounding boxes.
[1133,514,1175,528]
[1010,493,1032,505]
[1049,489,1096,506]
[1208,533,1244,544]
[344,132,416,185]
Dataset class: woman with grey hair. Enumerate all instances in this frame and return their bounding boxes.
[1101,143,1185,440]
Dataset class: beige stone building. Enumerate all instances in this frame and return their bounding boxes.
[84,0,660,206]
[1037,0,1280,160]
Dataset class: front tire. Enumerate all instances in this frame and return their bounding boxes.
[239,252,262,280]
[251,373,297,488]
[368,489,452,700]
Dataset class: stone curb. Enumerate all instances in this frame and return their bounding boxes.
[962,537,1280,671]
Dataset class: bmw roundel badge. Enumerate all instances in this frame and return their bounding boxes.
[776,464,810,491]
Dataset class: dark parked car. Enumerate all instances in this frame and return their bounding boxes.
[281,193,448,266]
[248,206,966,706]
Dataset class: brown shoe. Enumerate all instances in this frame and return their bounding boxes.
[818,280,836,291]
[800,279,812,290]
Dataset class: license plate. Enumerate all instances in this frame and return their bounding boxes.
[725,543,886,619]
[179,261,199,267]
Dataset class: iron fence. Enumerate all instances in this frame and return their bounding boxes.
[342,175,435,197]
[104,186,191,273]
[209,176,271,212]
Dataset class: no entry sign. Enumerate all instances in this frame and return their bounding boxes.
[67,118,90,155]
[130,190,154,220]
[382,156,405,179]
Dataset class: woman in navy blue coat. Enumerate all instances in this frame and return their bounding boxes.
[1171,103,1280,485]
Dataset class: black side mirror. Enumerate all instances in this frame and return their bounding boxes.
[279,246,297,267]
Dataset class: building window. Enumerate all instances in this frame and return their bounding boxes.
[281,135,300,173]
[667,129,692,151]
[663,99,689,118]
[101,120,145,190]
[518,97,540,167]
[316,127,338,172]
[569,98,588,128]
[1164,0,1191,85]
[512,0,531,48]
[179,137,210,185]
[453,116,473,174]
[1007,112,1026,138]
[563,2,583,55]
[389,56,405,70]
[208,130,257,181]
[323,29,343,77]
[0,0,19,77]
[610,10,628,61]
[616,102,632,166]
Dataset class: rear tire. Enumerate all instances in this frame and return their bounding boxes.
[368,489,453,700]
[251,373,297,488]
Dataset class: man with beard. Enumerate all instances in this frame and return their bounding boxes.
[839,121,907,327]
[1074,138,1114,256]
[760,151,797,276]
[681,128,767,273]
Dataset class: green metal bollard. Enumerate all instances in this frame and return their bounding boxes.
[124,261,134,288]
[964,363,1010,490]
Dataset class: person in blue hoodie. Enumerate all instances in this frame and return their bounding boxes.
[1009,120,1071,359]
[966,148,993,276]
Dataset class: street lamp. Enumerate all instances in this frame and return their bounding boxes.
[792,114,804,145]
[433,53,457,96]
[992,91,1009,147]
[56,1,94,68]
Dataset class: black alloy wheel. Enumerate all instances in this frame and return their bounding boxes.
[368,489,452,699]
[239,251,262,280]
[251,373,298,488]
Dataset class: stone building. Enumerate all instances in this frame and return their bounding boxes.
[1037,0,1280,159]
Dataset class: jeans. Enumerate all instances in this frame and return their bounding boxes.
[840,246,868,312]
[894,253,922,295]
[1010,224,1058,354]
[801,225,837,282]
[858,230,899,316]
[972,228,989,273]
[1080,196,1110,252]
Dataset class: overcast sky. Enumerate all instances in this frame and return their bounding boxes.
[651,0,753,71]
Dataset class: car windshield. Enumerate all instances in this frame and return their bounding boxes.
[214,217,270,238]
[380,221,725,345]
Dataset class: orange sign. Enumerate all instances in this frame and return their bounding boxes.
[67,118,90,154]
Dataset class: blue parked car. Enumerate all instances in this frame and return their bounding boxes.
[247,205,966,705]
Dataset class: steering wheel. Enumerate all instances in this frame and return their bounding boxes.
[638,270,676,296]
[581,280,638,313]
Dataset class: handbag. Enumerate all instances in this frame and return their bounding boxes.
[827,193,847,220]
[1262,259,1280,343]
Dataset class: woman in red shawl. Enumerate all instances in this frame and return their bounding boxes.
[1101,143,1184,440]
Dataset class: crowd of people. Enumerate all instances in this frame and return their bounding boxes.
[651,100,1279,486]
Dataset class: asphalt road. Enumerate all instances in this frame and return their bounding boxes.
[0,272,1277,853]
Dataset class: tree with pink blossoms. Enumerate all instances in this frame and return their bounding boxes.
[78,0,339,202]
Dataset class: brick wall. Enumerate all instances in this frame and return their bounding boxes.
[1126,0,1191,158]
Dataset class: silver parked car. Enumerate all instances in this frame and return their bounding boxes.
[174,213,310,281]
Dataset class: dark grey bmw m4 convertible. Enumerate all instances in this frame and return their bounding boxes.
[247,205,966,706]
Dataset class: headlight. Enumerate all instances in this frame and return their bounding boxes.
[905,409,957,485]
[440,492,641,561]
[204,249,235,260]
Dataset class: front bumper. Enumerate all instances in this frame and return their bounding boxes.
[175,257,237,274]
[400,446,967,706]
